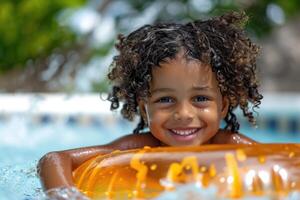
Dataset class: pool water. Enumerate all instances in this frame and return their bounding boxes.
[0,93,299,199]
[0,114,134,200]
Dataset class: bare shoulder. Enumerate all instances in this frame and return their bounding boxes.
[211,129,258,145]
[108,132,161,150]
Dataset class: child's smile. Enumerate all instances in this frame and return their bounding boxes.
[167,127,202,143]
[139,52,229,146]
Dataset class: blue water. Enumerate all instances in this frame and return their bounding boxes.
[0,115,133,200]
[0,113,299,199]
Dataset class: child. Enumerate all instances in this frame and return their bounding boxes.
[38,11,262,195]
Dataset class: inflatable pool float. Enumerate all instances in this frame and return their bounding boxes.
[73,144,300,199]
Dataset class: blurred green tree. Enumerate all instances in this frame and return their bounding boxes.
[0,0,86,72]
[0,0,299,92]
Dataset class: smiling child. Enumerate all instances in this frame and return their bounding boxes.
[38,11,263,196]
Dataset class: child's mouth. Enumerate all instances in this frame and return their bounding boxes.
[168,128,200,141]
[170,128,199,136]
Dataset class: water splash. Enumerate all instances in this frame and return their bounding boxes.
[42,187,90,200]
[0,161,42,200]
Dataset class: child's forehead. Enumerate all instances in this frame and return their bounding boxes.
[152,55,213,82]
[156,50,209,69]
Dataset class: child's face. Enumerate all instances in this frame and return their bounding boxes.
[139,52,229,146]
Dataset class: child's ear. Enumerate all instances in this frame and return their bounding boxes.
[138,99,147,122]
[221,96,230,119]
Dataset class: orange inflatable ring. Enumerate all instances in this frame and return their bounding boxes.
[73,144,300,199]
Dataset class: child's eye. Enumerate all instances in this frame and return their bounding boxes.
[193,96,209,102]
[155,97,174,104]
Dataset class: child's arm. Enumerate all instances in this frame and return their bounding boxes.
[37,133,160,191]
[211,129,258,145]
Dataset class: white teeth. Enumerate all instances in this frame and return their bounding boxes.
[171,129,198,136]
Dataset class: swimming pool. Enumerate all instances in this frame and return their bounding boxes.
[0,93,299,199]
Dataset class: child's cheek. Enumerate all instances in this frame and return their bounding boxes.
[200,108,222,126]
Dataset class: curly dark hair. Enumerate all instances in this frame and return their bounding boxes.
[107,11,263,134]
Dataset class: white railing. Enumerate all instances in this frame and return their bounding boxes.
[0,93,112,115]
[1,92,300,114]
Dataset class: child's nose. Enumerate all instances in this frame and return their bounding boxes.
[173,101,195,122]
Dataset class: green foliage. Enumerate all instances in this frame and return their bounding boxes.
[0,0,86,72]
[1,0,300,92]
[245,0,300,37]
[113,0,300,40]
